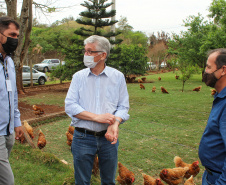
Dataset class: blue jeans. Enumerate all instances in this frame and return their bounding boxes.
[71,130,119,185]
[202,170,221,185]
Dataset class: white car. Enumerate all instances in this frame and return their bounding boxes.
[160,61,167,68]
[22,66,47,85]
[33,59,61,72]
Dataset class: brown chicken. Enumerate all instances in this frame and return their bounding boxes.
[152,86,156,92]
[161,86,169,94]
[33,105,45,116]
[174,156,200,179]
[140,84,145,90]
[92,154,99,176]
[19,133,26,143]
[138,79,143,83]
[192,86,201,92]
[142,77,147,82]
[184,175,195,185]
[23,120,34,139]
[37,129,47,149]
[160,167,189,185]
[117,162,135,185]
[66,131,73,146]
[158,77,161,81]
[142,173,164,185]
[211,89,217,96]
[68,126,75,135]
[175,75,179,79]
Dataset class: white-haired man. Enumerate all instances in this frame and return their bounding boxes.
[65,35,130,185]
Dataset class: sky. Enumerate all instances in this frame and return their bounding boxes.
[24,0,213,35]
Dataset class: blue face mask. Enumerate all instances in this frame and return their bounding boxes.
[1,33,18,54]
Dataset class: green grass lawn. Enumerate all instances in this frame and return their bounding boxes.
[14,71,214,185]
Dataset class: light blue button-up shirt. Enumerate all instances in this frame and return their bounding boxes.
[65,66,130,132]
[0,54,21,135]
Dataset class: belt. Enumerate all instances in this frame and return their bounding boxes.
[75,127,107,137]
[205,167,222,175]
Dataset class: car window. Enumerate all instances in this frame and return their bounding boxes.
[41,60,50,64]
[23,67,30,72]
[52,60,59,63]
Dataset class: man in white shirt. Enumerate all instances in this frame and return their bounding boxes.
[65,35,130,185]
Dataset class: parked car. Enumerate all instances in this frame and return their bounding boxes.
[33,59,61,72]
[22,65,47,85]
[160,61,167,68]
[147,62,157,70]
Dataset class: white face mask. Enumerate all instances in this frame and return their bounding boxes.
[83,54,101,68]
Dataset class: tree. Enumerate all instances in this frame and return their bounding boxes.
[3,0,56,94]
[75,0,122,44]
[118,44,148,81]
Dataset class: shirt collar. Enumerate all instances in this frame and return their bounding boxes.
[214,86,226,99]
[87,64,109,77]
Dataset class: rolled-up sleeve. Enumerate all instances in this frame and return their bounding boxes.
[65,73,85,122]
[114,74,130,123]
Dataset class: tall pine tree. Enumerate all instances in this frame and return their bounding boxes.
[75,0,122,68]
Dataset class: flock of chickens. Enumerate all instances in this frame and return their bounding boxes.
[64,124,200,185]
[19,105,46,149]
[138,75,217,96]
[19,92,203,184]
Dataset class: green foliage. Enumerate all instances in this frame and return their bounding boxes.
[75,0,120,41]
[208,0,226,27]
[118,44,148,77]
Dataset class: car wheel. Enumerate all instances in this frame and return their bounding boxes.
[38,77,45,85]
[44,67,49,73]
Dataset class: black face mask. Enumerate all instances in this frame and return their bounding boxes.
[202,69,219,88]
[1,33,18,54]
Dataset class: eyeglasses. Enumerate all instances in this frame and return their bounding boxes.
[82,50,104,55]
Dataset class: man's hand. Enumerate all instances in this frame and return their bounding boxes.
[14,126,23,140]
[94,113,115,125]
[105,122,119,144]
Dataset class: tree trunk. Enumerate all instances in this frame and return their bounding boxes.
[14,0,30,94]
[5,0,17,20]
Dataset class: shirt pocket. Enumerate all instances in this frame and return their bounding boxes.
[104,89,119,114]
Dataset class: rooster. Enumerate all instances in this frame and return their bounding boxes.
[192,86,201,92]
[158,77,161,81]
[142,173,164,185]
[117,162,135,185]
[175,75,179,79]
[138,79,143,83]
[174,156,200,179]
[184,175,195,185]
[152,86,156,92]
[160,167,189,185]
[161,86,169,94]
[37,129,46,149]
[23,120,34,139]
[92,154,99,176]
[210,89,217,96]
[33,105,44,116]
[140,84,145,90]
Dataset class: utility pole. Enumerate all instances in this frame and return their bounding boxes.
[111,0,116,42]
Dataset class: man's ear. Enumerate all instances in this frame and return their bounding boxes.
[222,65,226,75]
[101,52,107,60]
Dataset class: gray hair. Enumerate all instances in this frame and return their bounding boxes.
[84,35,111,58]
[208,48,226,69]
